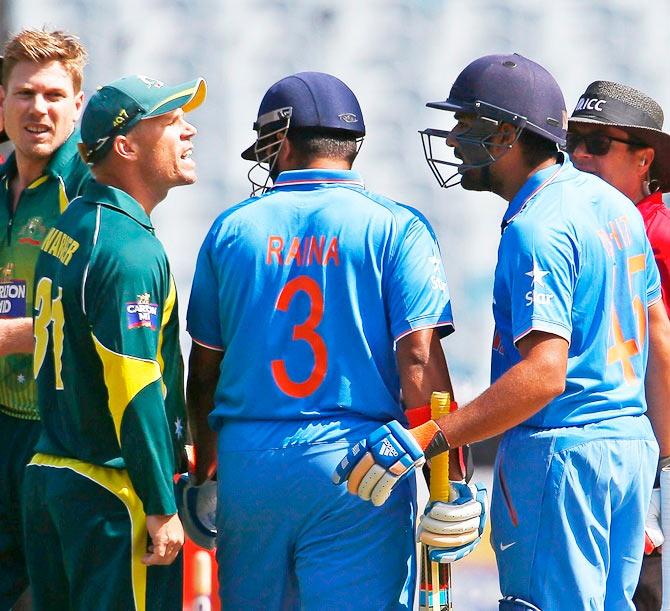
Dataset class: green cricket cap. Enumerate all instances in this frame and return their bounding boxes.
[80,74,206,164]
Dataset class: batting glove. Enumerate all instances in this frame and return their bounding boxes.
[332,420,449,507]
[645,487,664,554]
[418,481,487,562]
[175,473,217,550]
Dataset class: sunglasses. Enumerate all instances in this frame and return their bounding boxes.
[566,132,646,156]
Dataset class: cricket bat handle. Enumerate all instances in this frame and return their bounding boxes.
[430,392,452,503]
[193,550,212,611]
[426,391,453,611]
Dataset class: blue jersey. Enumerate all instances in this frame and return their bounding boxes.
[492,155,661,428]
[187,168,453,429]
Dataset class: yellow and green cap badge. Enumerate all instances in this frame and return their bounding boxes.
[80,74,206,164]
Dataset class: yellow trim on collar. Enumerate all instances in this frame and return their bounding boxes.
[27,175,49,189]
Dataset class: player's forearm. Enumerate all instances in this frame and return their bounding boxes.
[186,343,222,483]
[186,384,217,484]
[0,317,33,355]
[645,302,670,456]
[437,336,567,448]
[397,328,453,408]
[397,329,466,479]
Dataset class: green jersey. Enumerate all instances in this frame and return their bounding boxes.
[0,132,90,419]
[33,180,186,515]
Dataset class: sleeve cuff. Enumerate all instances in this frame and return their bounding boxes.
[190,335,225,352]
[514,318,571,346]
[394,319,455,342]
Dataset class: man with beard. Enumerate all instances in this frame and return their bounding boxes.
[337,54,670,610]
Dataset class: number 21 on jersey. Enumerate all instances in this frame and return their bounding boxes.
[271,275,328,398]
[34,276,65,390]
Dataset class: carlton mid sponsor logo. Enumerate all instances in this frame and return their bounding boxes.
[126,292,158,330]
[0,283,25,300]
[0,280,26,317]
[574,97,607,112]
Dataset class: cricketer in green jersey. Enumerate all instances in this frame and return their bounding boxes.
[23,73,206,611]
[0,29,89,610]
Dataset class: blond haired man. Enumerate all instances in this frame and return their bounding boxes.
[0,28,89,609]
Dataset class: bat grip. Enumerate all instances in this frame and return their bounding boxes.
[429,392,451,503]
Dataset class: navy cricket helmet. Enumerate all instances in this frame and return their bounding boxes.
[242,71,365,195]
[420,53,567,188]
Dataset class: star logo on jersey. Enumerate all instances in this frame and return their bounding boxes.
[525,264,549,287]
[429,255,447,293]
[17,373,25,384]
[174,417,184,439]
[428,256,442,272]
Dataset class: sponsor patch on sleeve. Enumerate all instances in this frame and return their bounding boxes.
[126,292,158,330]
[0,280,27,318]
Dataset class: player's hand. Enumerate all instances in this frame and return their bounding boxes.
[175,473,217,549]
[418,481,487,563]
[644,487,664,554]
[332,420,448,506]
[143,513,185,565]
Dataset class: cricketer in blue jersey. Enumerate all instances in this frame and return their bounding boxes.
[337,54,670,611]
[186,72,457,609]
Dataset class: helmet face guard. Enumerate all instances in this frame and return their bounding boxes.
[420,100,527,189]
[246,106,292,196]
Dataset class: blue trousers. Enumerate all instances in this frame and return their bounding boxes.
[215,419,417,610]
[491,415,658,611]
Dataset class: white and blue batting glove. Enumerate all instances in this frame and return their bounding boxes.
[645,487,664,554]
[332,420,449,507]
[418,481,487,563]
[175,473,217,550]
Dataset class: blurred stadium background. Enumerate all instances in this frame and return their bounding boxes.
[3,1,670,608]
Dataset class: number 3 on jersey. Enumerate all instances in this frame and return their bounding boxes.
[34,277,65,390]
[271,275,327,398]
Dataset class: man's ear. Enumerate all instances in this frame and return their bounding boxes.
[496,122,518,146]
[275,132,293,169]
[637,146,655,177]
[72,90,85,122]
[112,134,137,161]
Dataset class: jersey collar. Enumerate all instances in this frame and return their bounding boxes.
[43,130,82,178]
[502,152,571,231]
[0,130,81,185]
[272,168,364,190]
[84,180,154,230]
